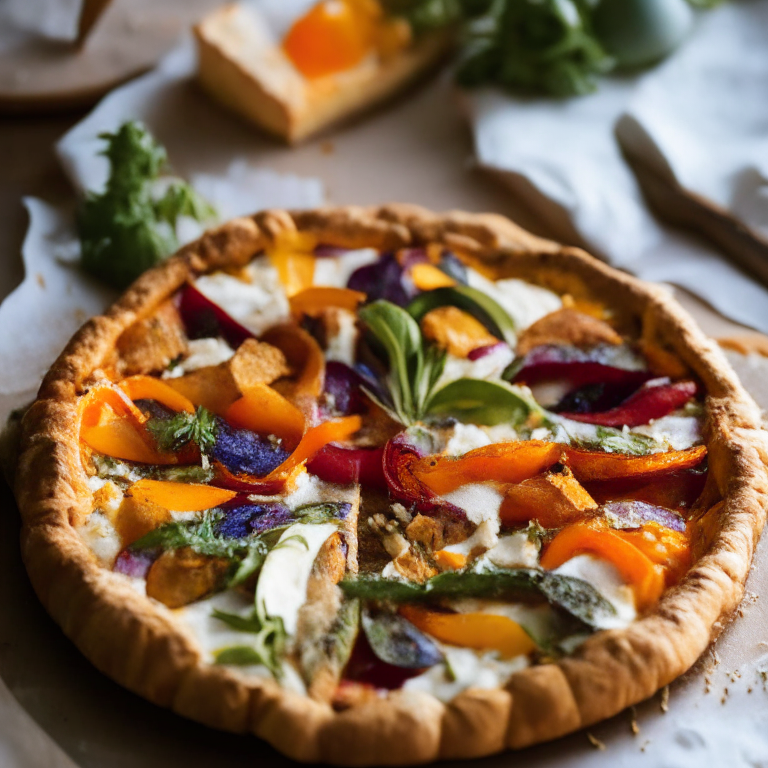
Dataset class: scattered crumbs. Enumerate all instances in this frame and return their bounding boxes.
[660,686,670,713]
[587,733,606,751]
[629,707,640,736]
[704,676,712,694]
[640,739,651,753]
[711,649,721,666]
[36,273,46,289]
[721,687,729,705]
[748,687,753,694]
[321,141,335,155]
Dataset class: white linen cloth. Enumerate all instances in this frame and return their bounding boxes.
[465,0,768,333]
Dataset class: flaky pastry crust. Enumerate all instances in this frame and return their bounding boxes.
[15,204,768,764]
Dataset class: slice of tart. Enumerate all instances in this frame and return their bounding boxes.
[194,1,453,143]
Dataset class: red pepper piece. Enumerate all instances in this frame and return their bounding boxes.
[560,380,697,427]
[307,444,387,489]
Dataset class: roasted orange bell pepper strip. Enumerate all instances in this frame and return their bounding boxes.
[289,286,366,317]
[433,550,468,571]
[540,522,666,611]
[400,605,537,658]
[413,442,707,497]
[79,385,176,464]
[412,441,563,496]
[225,383,306,450]
[266,415,362,479]
[267,231,317,297]
[563,445,707,482]
[127,479,237,512]
[261,324,325,400]
[614,522,691,587]
[410,263,457,291]
[119,375,195,414]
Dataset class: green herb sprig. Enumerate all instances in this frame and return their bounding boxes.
[77,121,215,289]
[213,602,287,678]
[147,406,218,455]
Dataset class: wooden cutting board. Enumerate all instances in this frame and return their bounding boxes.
[0,0,221,114]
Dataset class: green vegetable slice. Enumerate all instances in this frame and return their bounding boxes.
[340,567,617,631]
[426,378,552,427]
[407,285,517,346]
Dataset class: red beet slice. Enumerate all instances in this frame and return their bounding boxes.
[178,282,254,348]
[560,380,697,427]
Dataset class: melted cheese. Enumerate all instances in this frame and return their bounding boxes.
[436,345,515,389]
[312,248,380,288]
[165,337,235,378]
[194,257,290,336]
[554,554,637,629]
[442,483,504,528]
[403,647,528,703]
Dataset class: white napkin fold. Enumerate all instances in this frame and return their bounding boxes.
[466,1,768,334]
[0,0,82,47]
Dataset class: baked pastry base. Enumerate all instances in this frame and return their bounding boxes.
[15,205,768,764]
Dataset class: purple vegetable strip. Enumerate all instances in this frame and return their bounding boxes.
[178,282,254,349]
[602,500,686,533]
[114,548,158,579]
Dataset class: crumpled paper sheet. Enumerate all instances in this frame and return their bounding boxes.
[465,0,768,334]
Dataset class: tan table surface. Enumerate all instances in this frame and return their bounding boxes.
[1,78,767,768]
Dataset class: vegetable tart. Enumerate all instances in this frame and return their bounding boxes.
[14,205,768,764]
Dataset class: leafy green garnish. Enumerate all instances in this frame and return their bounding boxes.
[293,502,350,525]
[77,121,215,289]
[359,300,446,425]
[340,567,617,630]
[569,424,658,456]
[426,378,552,428]
[147,406,218,455]
[406,285,517,346]
[213,602,287,678]
[131,511,269,587]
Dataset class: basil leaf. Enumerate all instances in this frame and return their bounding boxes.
[407,285,517,346]
[426,378,550,427]
[427,567,544,600]
[339,576,427,602]
[358,300,446,425]
[540,573,617,629]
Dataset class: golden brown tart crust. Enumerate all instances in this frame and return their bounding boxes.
[15,204,768,764]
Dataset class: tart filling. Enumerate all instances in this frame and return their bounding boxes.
[76,235,706,705]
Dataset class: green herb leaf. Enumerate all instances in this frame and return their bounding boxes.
[293,502,350,525]
[568,424,658,456]
[340,566,616,630]
[539,573,618,629]
[147,406,218,455]
[77,121,216,289]
[358,300,446,425]
[406,285,517,346]
[426,378,553,427]
[213,602,287,678]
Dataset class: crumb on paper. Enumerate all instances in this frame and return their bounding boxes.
[321,141,335,155]
[629,707,640,736]
[660,686,669,713]
[640,740,650,753]
[721,687,729,705]
[711,649,721,666]
[705,676,712,694]
[36,273,45,289]
[587,733,606,751]
[74,307,88,324]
